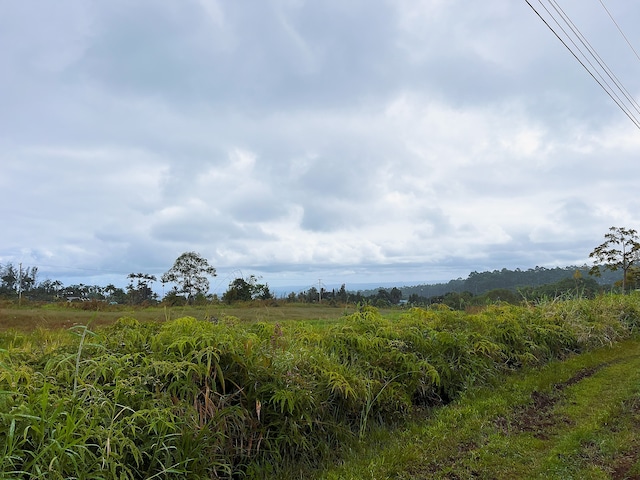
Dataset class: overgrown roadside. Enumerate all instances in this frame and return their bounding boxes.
[3,296,640,478]
[320,337,640,480]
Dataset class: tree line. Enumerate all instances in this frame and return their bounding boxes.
[0,252,270,306]
[394,265,620,301]
[1,227,638,307]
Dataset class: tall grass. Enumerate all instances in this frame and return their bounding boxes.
[0,294,639,478]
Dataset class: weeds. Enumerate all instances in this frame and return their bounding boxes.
[0,294,639,478]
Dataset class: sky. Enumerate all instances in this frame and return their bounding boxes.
[2,0,640,295]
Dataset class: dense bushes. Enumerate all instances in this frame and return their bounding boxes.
[1,294,640,478]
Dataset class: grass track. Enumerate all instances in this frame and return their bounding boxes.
[320,338,640,480]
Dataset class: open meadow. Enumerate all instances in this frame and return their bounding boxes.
[1,295,640,478]
[0,301,380,332]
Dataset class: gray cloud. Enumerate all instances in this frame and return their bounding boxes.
[2,0,640,290]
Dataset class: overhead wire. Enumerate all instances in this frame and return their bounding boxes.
[546,0,640,119]
[524,0,640,130]
[598,0,640,65]
[530,0,640,128]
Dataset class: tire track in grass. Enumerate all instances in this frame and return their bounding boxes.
[610,394,640,480]
[497,363,609,440]
[319,338,640,480]
[454,347,640,479]
[539,352,640,480]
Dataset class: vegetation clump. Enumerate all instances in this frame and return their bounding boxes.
[1,294,639,478]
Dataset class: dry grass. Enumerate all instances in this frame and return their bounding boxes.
[0,301,386,332]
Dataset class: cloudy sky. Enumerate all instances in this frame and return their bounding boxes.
[2,0,640,294]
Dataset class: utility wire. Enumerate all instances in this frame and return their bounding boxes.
[598,0,640,65]
[547,0,640,117]
[525,0,640,130]
[542,0,632,116]
[535,0,640,126]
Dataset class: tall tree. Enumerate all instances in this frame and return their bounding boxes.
[222,277,254,303]
[389,287,403,304]
[161,252,216,303]
[126,273,157,305]
[222,275,272,303]
[20,266,38,293]
[105,283,127,304]
[589,226,640,292]
[306,287,319,303]
[336,284,348,303]
[0,263,18,295]
[29,278,62,302]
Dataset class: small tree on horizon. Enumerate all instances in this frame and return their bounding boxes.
[161,252,216,303]
[222,275,272,303]
[589,226,640,293]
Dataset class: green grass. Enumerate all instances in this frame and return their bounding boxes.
[1,295,640,478]
[0,301,367,331]
[319,337,640,480]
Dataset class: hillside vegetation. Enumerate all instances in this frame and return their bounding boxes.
[1,294,640,478]
[393,265,621,299]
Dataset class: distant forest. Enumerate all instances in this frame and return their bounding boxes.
[362,265,623,299]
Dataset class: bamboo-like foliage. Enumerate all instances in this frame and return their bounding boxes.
[1,294,640,477]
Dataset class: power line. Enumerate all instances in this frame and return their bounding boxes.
[525,0,640,130]
[529,0,640,127]
[546,0,640,117]
[598,0,640,65]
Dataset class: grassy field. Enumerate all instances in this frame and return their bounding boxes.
[1,295,640,478]
[0,301,385,331]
